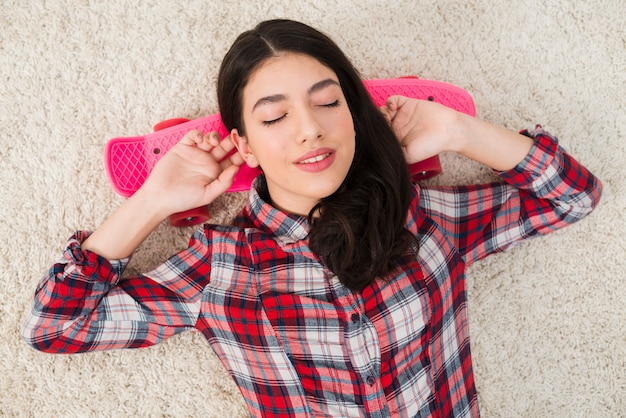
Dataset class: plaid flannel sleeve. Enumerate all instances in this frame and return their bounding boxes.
[420,126,602,266]
[21,229,210,353]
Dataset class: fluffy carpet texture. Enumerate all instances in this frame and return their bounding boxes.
[1,1,624,416]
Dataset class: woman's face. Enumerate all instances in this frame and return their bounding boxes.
[232,53,356,216]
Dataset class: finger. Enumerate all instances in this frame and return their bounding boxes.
[210,135,238,162]
[201,164,241,202]
[384,97,401,121]
[386,95,411,112]
[218,134,237,152]
[230,151,245,166]
[179,130,203,146]
[196,131,219,152]
[205,131,221,147]
[385,96,398,111]
[219,150,245,172]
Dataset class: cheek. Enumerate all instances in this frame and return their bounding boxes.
[247,133,290,167]
[335,110,356,143]
[336,107,355,132]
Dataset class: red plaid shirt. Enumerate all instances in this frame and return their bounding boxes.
[22,128,601,417]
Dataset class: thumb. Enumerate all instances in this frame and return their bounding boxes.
[200,164,240,204]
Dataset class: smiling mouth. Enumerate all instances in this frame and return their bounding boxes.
[297,153,332,164]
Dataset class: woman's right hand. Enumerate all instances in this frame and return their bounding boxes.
[142,130,244,218]
[82,131,243,260]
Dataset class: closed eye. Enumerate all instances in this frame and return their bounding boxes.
[263,114,287,126]
[262,100,339,126]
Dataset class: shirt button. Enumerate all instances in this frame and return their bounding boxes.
[351,313,360,323]
[366,376,375,386]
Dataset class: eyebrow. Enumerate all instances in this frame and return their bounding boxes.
[251,78,341,112]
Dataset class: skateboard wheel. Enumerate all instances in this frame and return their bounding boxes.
[169,207,210,227]
[153,118,191,132]
[408,155,442,181]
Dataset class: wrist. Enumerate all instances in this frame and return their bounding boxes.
[82,187,167,259]
[450,115,534,171]
[447,111,480,155]
[131,184,171,223]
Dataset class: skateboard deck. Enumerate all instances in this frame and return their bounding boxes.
[105,77,475,226]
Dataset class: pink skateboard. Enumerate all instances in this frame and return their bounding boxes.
[105,77,475,226]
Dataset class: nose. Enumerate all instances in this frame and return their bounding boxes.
[297,107,324,143]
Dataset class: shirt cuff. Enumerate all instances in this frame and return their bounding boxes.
[498,125,559,186]
[60,230,130,282]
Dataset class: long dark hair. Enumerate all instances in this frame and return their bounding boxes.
[218,19,417,292]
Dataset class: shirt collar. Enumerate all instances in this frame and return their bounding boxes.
[245,176,311,245]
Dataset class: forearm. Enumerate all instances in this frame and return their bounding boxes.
[82,130,243,260]
[21,231,194,353]
[422,129,602,266]
[82,187,167,259]
[451,112,534,171]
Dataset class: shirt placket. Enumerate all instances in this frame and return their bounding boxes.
[342,293,391,418]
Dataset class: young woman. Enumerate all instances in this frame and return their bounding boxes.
[22,19,602,417]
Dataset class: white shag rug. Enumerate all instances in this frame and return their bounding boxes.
[1,1,624,416]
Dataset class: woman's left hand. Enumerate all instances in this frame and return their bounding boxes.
[381,94,535,171]
[380,95,462,164]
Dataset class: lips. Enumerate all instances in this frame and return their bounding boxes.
[295,148,336,173]
[298,153,332,164]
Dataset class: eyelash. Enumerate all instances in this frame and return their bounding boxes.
[263,115,286,126]
[262,100,341,126]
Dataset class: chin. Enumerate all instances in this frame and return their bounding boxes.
[312,181,345,201]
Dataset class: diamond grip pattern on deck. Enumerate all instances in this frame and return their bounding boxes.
[107,118,229,197]
[105,79,475,197]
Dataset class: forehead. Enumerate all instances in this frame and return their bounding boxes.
[243,53,339,100]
